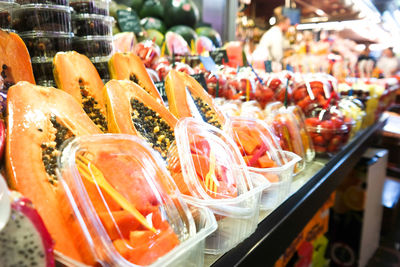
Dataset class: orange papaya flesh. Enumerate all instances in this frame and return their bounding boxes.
[98,211,141,240]
[6,82,102,263]
[0,30,35,93]
[165,69,225,129]
[108,52,164,104]
[104,80,178,158]
[53,51,108,132]
[265,174,280,183]
[257,154,277,168]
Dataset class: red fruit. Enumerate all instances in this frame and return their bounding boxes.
[313,135,326,146]
[330,135,342,146]
[305,117,320,127]
[331,117,344,129]
[327,144,338,153]
[314,145,327,153]
[293,88,307,101]
[320,120,334,140]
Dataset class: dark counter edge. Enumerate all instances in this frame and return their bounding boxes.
[212,117,387,267]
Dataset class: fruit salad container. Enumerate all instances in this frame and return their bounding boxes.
[265,103,306,174]
[72,35,113,58]
[167,118,269,254]
[57,134,217,266]
[0,1,16,30]
[19,31,73,58]
[70,0,109,15]
[12,4,72,33]
[338,98,365,138]
[305,106,353,157]
[16,0,68,5]
[72,13,113,37]
[225,117,301,211]
[263,73,293,104]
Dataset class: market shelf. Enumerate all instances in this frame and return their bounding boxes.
[207,116,387,267]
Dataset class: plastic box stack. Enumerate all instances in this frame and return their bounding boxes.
[12,0,73,86]
[70,0,113,82]
[0,0,16,31]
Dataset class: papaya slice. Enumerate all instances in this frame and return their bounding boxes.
[165,69,226,129]
[53,51,108,132]
[98,211,141,240]
[104,79,177,158]
[6,82,102,263]
[108,52,163,104]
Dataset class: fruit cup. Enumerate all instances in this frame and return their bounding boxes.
[225,117,301,211]
[305,106,352,156]
[57,134,217,266]
[167,118,269,254]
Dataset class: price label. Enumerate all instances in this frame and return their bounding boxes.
[191,73,208,91]
[117,9,142,34]
[154,81,168,103]
[199,56,217,73]
[210,49,229,65]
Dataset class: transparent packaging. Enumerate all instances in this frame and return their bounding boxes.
[91,56,110,82]
[16,0,68,5]
[0,2,16,30]
[12,4,72,33]
[31,57,55,85]
[265,104,306,174]
[305,106,352,156]
[167,118,269,254]
[338,98,365,138]
[72,35,113,58]
[70,0,109,15]
[72,13,113,37]
[57,134,217,266]
[19,31,73,58]
[249,151,300,211]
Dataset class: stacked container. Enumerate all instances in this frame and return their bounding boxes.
[13,0,73,86]
[0,0,16,31]
[70,0,113,82]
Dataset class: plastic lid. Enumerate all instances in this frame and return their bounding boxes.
[14,3,72,11]
[73,35,113,42]
[172,118,252,201]
[72,13,114,22]
[57,134,195,266]
[19,31,73,38]
[31,56,54,63]
[225,117,288,169]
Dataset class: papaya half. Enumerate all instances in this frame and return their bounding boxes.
[53,51,108,132]
[165,69,226,129]
[108,52,163,104]
[5,82,102,263]
[104,80,177,158]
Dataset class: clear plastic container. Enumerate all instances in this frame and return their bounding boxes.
[224,116,288,169]
[338,98,365,138]
[16,0,68,5]
[72,13,113,37]
[70,0,109,16]
[57,134,217,266]
[19,31,73,58]
[168,118,269,254]
[12,4,72,33]
[31,57,54,84]
[73,35,113,58]
[0,2,16,30]
[249,151,301,211]
[305,106,352,156]
[91,56,110,82]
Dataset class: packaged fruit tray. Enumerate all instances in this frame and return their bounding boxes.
[0,2,16,30]
[57,134,217,266]
[72,35,113,58]
[12,4,72,33]
[19,31,73,58]
[72,13,113,37]
[168,118,269,254]
[70,0,109,16]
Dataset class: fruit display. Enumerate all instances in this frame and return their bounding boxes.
[0,190,55,267]
[167,117,268,254]
[53,51,108,132]
[165,69,226,128]
[70,0,109,15]
[305,106,353,156]
[72,35,113,58]
[72,13,114,37]
[133,39,161,68]
[6,82,102,262]
[57,134,212,266]
[167,25,197,46]
[338,98,366,137]
[20,31,73,58]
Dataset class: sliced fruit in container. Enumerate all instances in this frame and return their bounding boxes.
[165,69,226,129]
[54,51,108,132]
[103,80,177,158]
[57,134,210,266]
[108,52,163,104]
[0,190,54,267]
[5,82,102,263]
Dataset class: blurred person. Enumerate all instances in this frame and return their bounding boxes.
[377,47,400,77]
[251,15,291,71]
[357,45,375,78]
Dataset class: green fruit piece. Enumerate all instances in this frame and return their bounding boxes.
[109,2,130,18]
[139,0,164,19]
[164,0,199,28]
[146,29,165,47]
[131,0,143,11]
[140,17,167,34]
[168,25,197,46]
[195,26,222,48]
